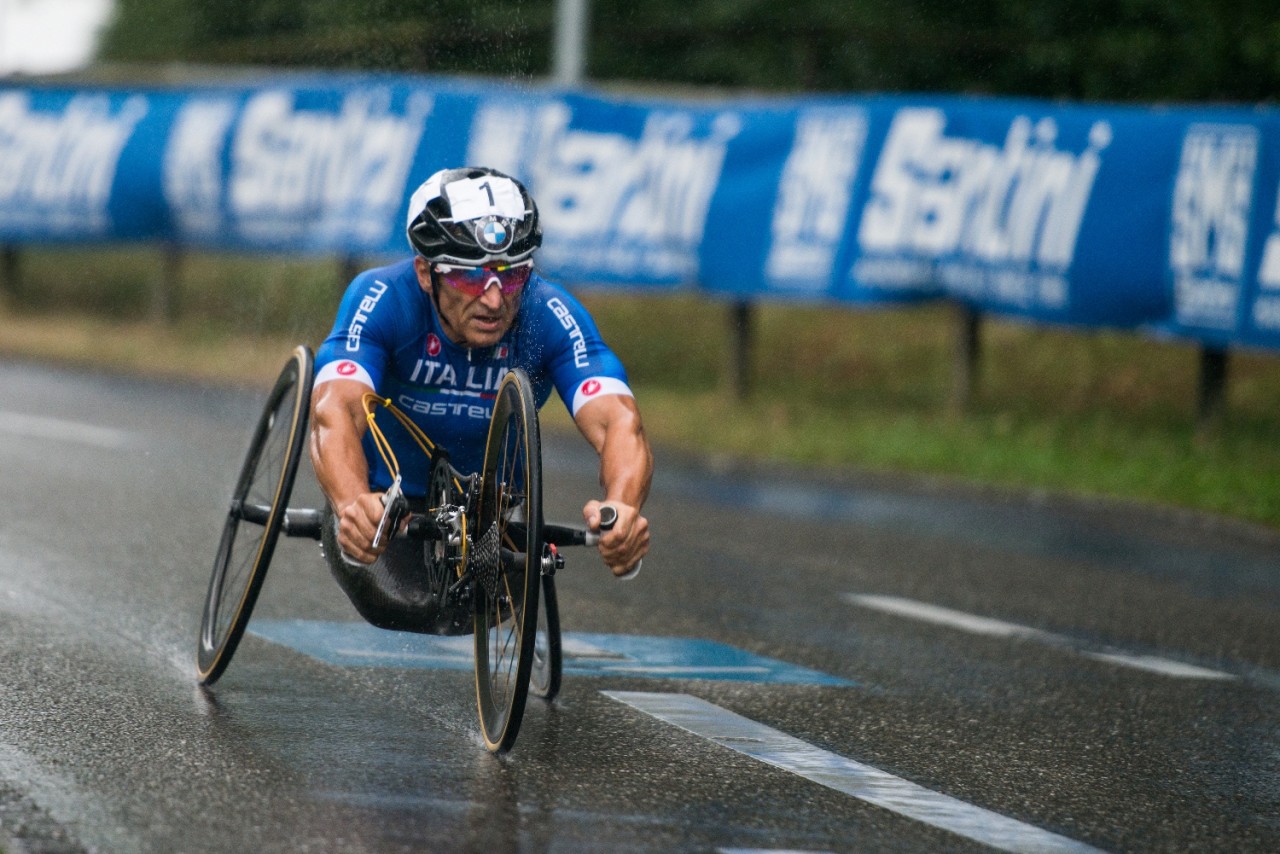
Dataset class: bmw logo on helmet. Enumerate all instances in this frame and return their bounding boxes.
[475,216,514,251]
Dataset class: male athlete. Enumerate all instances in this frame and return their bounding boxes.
[308,166,651,631]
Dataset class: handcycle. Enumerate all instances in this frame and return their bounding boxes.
[195,345,607,753]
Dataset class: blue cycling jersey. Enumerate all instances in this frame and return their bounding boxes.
[314,257,632,496]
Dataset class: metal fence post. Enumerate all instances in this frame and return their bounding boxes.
[728,299,754,401]
[950,301,982,411]
[1196,344,1229,429]
[339,255,362,289]
[1,245,19,300]
[554,0,590,86]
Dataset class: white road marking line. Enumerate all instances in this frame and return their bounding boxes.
[1079,651,1234,680]
[605,691,1104,854]
[0,410,129,449]
[847,594,1057,641]
[333,648,470,663]
[598,665,771,675]
[845,593,1236,681]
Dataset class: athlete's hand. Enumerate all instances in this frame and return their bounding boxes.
[583,500,649,578]
[336,492,390,565]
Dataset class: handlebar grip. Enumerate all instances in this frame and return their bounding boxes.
[596,505,642,580]
[583,503,618,547]
[617,558,643,581]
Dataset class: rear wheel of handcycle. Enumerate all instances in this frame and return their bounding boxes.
[473,368,543,752]
[196,346,313,686]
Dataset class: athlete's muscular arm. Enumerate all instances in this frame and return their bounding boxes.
[574,394,653,577]
[309,378,387,565]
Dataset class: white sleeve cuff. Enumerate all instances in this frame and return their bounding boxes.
[314,359,376,389]
[570,377,634,416]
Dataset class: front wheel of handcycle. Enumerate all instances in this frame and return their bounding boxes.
[473,368,544,752]
[529,572,562,702]
[196,346,313,686]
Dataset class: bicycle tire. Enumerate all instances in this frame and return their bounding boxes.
[529,573,562,701]
[473,368,542,753]
[196,346,313,686]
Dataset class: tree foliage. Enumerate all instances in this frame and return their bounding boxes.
[98,0,1280,103]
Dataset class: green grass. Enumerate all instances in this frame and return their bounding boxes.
[3,246,1279,530]
[575,292,1280,527]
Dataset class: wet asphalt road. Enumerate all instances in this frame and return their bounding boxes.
[0,357,1277,853]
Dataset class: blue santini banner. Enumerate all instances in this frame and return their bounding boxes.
[2,74,1279,350]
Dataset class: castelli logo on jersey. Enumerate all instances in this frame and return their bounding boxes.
[582,379,601,396]
[495,344,509,360]
[427,334,442,357]
[337,361,357,376]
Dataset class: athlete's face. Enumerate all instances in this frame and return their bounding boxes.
[414,256,522,348]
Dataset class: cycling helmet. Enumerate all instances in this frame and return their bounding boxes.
[405,166,542,265]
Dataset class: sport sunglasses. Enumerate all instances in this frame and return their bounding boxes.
[433,260,534,296]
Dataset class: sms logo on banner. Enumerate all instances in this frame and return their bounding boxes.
[764,108,869,292]
[1169,123,1260,332]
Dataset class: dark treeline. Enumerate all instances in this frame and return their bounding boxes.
[99,0,1278,103]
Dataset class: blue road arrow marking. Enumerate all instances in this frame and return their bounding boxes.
[248,620,852,686]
